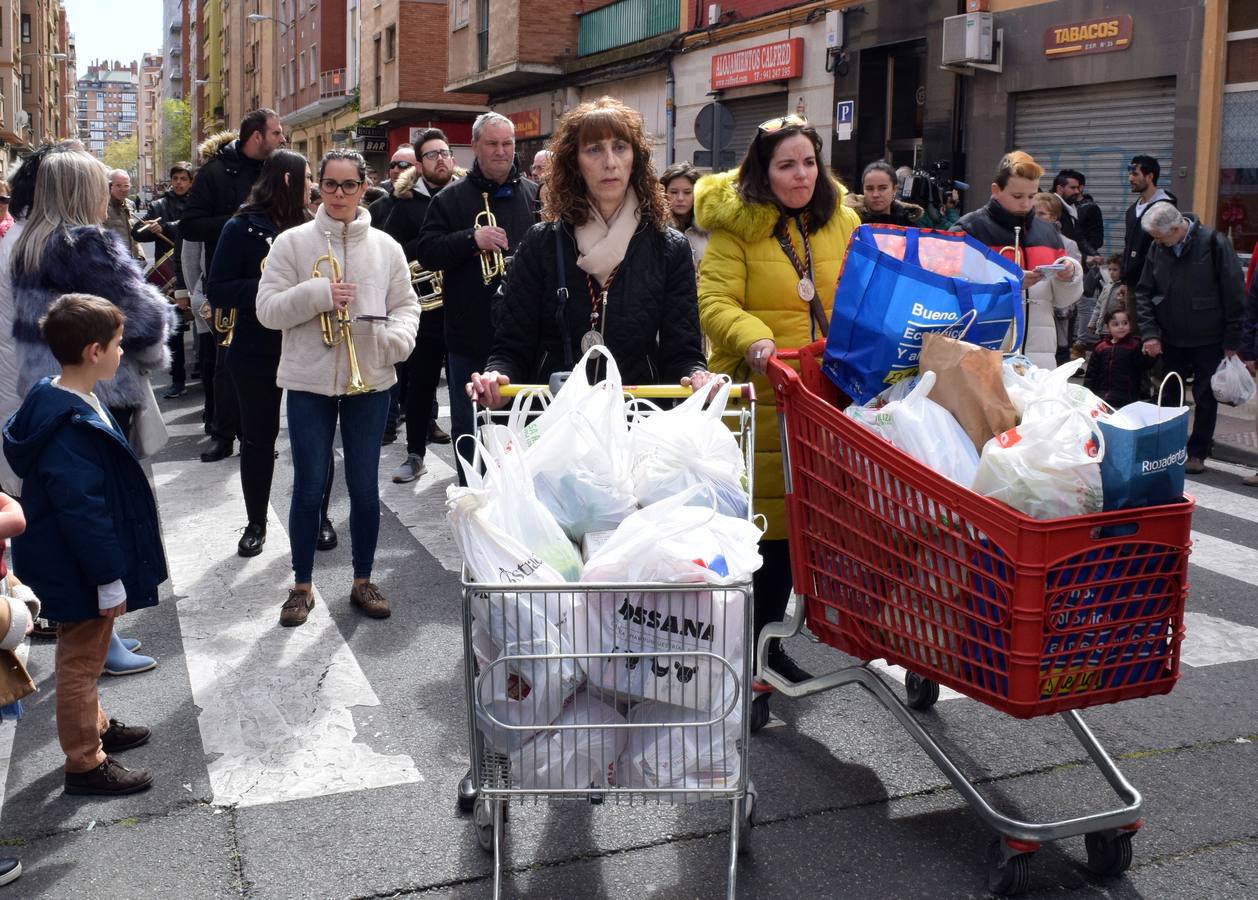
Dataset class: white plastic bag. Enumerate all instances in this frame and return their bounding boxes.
[844,371,980,486]
[456,424,582,581]
[630,379,749,518]
[1211,355,1256,406]
[616,700,742,801]
[582,587,744,712]
[1003,357,1111,420]
[506,344,621,448]
[972,400,1106,519]
[580,485,763,585]
[510,690,627,789]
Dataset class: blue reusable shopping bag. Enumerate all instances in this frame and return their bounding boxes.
[1097,375,1190,511]
[824,226,1024,405]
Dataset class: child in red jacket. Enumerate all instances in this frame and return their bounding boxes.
[1084,308,1155,409]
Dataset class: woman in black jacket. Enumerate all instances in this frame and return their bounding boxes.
[467,97,712,406]
[846,161,924,227]
[208,149,334,558]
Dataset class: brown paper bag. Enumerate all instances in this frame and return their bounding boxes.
[920,333,1017,454]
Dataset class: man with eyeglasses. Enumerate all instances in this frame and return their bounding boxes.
[181,108,286,465]
[417,112,539,481]
[381,129,458,482]
[368,143,418,229]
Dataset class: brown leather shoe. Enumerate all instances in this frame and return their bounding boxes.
[64,756,153,796]
[100,719,151,754]
[280,588,315,627]
[1185,457,1206,475]
[350,582,391,619]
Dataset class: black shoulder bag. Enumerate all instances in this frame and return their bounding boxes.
[548,225,573,395]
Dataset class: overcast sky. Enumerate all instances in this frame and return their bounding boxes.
[62,0,164,79]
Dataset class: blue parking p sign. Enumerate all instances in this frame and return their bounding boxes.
[836,100,855,125]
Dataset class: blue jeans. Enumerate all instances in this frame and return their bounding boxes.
[446,350,484,486]
[286,389,390,583]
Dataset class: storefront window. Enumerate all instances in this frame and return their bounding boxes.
[1218,90,1258,254]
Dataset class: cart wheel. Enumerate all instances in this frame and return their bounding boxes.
[472,797,499,854]
[457,770,477,813]
[1084,831,1134,877]
[738,786,757,856]
[987,840,1032,896]
[748,694,772,733]
[905,672,940,711]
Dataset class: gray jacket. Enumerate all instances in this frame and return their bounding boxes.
[1134,218,1244,350]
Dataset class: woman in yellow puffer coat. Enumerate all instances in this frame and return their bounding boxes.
[695,115,859,683]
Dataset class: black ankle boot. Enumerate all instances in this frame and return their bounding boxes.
[200,437,233,462]
[237,523,266,558]
[766,640,812,684]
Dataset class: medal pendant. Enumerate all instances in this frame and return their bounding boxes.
[580,330,603,353]
[797,277,816,302]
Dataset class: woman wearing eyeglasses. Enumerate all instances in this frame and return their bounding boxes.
[694,114,860,685]
[466,96,712,408]
[256,149,420,627]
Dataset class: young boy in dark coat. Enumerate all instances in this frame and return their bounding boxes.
[3,294,166,796]
[1084,308,1155,409]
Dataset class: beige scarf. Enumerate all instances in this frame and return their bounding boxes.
[574,187,641,285]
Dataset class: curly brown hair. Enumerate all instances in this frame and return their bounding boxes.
[540,97,670,230]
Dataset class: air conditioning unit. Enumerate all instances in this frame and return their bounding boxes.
[942,12,994,66]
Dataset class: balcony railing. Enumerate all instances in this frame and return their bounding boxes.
[577,0,679,57]
[319,68,347,99]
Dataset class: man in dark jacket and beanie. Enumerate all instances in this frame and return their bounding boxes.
[180,109,285,463]
[1135,204,1245,474]
[134,161,194,398]
[384,128,456,483]
[416,112,538,479]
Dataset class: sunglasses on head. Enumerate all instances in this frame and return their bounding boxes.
[757,114,808,134]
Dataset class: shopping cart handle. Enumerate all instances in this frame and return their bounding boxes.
[498,382,755,402]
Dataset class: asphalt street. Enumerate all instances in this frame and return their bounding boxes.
[0,369,1255,900]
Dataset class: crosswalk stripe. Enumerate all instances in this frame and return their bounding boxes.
[153,460,423,808]
[378,452,462,574]
[1181,612,1258,667]
[1185,480,1258,520]
[1188,530,1258,585]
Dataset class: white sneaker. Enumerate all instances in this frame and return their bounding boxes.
[392,454,426,483]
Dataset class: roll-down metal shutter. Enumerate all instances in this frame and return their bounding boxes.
[725,93,791,168]
[1013,78,1176,254]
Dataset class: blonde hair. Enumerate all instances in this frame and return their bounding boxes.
[995,150,1043,188]
[1033,192,1063,221]
[11,151,109,277]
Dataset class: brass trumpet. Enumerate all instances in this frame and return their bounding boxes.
[213,309,236,348]
[312,232,370,396]
[408,261,444,312]
[474,192,506,285]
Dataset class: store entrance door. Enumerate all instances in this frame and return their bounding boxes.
[857,39,926,170]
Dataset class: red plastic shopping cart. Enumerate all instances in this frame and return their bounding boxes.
[756,341,1193,895]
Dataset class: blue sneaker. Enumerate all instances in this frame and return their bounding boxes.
[120,636,142,653]
[103,631,157,676]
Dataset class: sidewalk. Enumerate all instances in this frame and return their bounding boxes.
[1213,395,1258,470]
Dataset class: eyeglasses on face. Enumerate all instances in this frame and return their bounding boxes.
[422,149,454,161]
[757,114,808,134]
[320,178,363,195]
[388,160,413,170]
[0,196,9,204]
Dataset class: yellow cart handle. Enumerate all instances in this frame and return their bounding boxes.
[498,383,755,403]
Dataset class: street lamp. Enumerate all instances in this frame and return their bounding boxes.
[247,13,290,34]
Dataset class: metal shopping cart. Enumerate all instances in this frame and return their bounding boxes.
[757,342,1193,895]
[459,383,758,900]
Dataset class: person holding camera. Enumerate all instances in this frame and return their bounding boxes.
[921,188,961,230]
[846,161,923,227]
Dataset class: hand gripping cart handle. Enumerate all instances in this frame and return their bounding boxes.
[754,342,1193,895]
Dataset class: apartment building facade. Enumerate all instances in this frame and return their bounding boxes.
[138,51,162,195]
[76,60,139,161]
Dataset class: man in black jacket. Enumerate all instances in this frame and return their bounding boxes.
[1052,169,1101,262]
[1122,156,1176,294]
[416,112,538,477]
[384,128,456,483]
[367,143,417,229]
[180,109,285,462]
[135,161,193,397]
[1135,204,1245,473]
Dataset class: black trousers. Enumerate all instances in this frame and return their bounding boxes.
[405,307,447,458]
[197,331,217,429]
[230,364,335,528]
[167,321,187,386]
[1160,342,1226,460]
[211,343,240,442]
[752,538,794,644]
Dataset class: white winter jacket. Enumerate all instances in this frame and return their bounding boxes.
[256,206,420,397]
[1023,255,1082,369]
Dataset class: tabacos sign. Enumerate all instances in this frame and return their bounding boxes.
[1044,15,1134,58]
[711,38,804,90]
